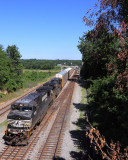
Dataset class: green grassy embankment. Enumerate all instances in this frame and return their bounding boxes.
[76,87,88,130]
[0,69,60,104]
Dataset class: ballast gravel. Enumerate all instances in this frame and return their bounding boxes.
[60,82,82,160]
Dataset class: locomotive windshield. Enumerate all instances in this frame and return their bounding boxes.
[22,106,32,111]
[11,105,20,110]
[11,104,32,111]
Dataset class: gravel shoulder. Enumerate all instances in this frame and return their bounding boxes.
[60,82,82,160]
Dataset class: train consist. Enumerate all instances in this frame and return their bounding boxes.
[4,67,74,145]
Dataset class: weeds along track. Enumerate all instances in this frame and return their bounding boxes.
[0,71,77,160]
[0,80,50,117]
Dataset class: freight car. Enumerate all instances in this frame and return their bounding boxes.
[4,87,53,145]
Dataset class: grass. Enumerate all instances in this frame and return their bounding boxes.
[23,67,61,73]
[0,120,7,127]
[81,88,87,104]
[76,87,88,130]
[80,87,88,119]
[75,87,89,153]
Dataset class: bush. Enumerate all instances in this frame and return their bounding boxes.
[0,93,4,98]
[22,71,55,88]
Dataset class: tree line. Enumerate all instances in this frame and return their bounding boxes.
[21,59,82,70]
[78,0,128,148]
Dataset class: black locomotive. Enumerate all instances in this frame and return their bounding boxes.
[4,78,62,145]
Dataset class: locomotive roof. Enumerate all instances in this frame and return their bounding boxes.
[36,86,53,92]
[43,81,54,86]
[43,78,61,87]
[55,70,67,78]
[51,78,61,81]
[15,91,46,105]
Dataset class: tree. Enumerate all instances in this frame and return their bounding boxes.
[78,28,119,79]
[83,0,128,94]
[0,45,10,90]
[6,45,23,91]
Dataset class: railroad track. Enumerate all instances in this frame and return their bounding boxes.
[0,71,78,160]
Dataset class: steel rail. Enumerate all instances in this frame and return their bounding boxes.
[54,82,75,158]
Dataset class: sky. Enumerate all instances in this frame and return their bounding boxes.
[0,0,97,60]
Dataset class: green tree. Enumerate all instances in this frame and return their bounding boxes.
[78,28,119,79]
[0,45,10,90]
[6,45,23,91]
[79,0,128,147]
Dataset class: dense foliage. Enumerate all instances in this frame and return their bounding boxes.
[0,45,23,92]
[21,59,82,69]
[78,0,128,147]
[78,29,119,79]
[22,71,56,88]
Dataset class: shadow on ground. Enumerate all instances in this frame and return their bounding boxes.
[69,81,96,160]
[69,103,95,160]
